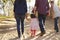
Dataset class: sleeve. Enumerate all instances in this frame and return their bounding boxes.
[25,0,27,12]
[46,1,49,11]
[13,0,17,12]
[35,0,38,6]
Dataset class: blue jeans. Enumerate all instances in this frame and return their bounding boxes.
[54,17,59,32]
[38,14,46,33]
[15,15,25,38]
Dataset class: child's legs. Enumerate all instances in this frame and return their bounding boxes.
[31,29,36,36]
[34,30,36,36]
[31,29,33,36]
[54,17,59,32]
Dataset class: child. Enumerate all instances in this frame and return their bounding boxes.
[30,13,39,37]
[26,0,39,37]
[50,1,60,32]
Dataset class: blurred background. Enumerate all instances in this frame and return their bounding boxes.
[0,0,60,18]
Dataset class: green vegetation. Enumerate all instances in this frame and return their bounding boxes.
[0,15,14,21]
[3,0,15,3]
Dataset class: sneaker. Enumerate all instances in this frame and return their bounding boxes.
[54,28,59,33]
[17,38,20,40]
[21,35,24,40]
[17,36,23,40]
[40,31,46,36]
[36,31,45,36]
[56,30,59,33]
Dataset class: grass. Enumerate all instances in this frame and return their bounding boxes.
[0,15,13,21]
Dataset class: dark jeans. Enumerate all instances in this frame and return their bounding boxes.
[54,17,59,32]
[14,14,25,38]
[38,13,46,33]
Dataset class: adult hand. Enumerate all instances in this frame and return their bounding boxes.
[46,10,50,16]
[34,6,36,11]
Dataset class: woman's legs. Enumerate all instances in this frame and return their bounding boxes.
[20,15,25,36]
[15,16,21,38]
[21,18,24,35]
[15,14,25,38]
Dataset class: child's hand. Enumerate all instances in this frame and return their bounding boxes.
[25,13,31,21]
[32,6,36,13]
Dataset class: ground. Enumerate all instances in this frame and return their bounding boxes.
[0,18,60,40]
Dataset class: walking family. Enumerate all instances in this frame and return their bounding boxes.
[13,0,60,40]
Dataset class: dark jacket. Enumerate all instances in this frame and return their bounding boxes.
[35,0,49,15]
[14,0,27,15]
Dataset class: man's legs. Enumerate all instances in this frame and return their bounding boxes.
[42,15,46,25]
[54,17,59,32]
[38,14,45,36]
